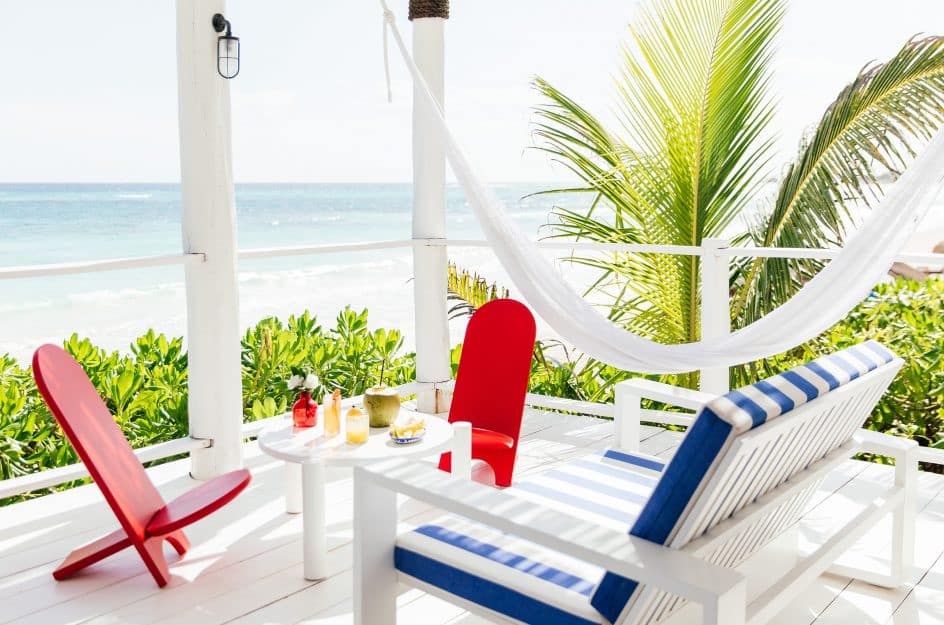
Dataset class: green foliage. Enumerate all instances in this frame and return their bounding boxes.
[735,279,944,465]
[447,262,509,319]
[530,0,944,360]
[446,264,685,404]
[0,308,414,504]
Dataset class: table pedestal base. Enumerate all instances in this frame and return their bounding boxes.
[302,462,327,580]
[285,463,302,514]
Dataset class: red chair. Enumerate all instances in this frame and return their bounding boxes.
[438,299,536,487]
[32,344,251,587]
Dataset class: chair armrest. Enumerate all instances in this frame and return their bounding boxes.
[356,458,745,606]
[618,378,717,411]
[854,428,918,459]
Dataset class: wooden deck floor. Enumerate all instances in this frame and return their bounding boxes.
[2,410,944,625]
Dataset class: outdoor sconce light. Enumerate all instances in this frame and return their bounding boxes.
[212,13,240,79]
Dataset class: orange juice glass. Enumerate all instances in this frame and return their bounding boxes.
[346,409,369,444]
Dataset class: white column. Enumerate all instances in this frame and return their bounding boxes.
[699,238,731,395]
[412,16,452,415]
[176,0,244,478]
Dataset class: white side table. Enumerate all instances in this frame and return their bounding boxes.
[257,408,470,580]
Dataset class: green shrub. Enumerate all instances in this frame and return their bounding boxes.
[734,279,944,461]
[0,307,415,504]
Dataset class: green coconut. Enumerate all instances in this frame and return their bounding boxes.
[364,385,401,427]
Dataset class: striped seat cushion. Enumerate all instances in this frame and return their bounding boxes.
[591,340,896,624]
[395,450,665,625]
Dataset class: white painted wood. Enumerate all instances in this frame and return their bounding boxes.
[619,378,717,411]
[257,408,455,579]
[747,491,903,625]
[353,465,398,625]
[699,238,731,395]
[0,407,936,625]
[358,458,746,605]
[451,421,472,479]
[302,461,327,580]
[0,436,209,499]
[707,581,747,625]
[285,462,302,514]
[176,0,243,479]
[0,253,203,281]
[615,380,642,451]
[412,15,452,416]
[238,239,414,260]
[526,393,615,418]
[891,443,919,584]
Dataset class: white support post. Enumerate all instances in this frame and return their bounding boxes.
[451,421,472,479]
[353,467,398,625]
[699,239,731,395]
[176,0,244,478]
[614,381,642,451]
[411,9,452,416]
[702,581,746,625]
[890,444,918,583]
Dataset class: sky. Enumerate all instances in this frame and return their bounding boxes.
[0,0,942,183]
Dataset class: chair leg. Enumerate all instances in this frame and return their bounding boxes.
[53,528,133,581]
[135,536,173,587]
[890,445,919,584]
[165,529,190,556]
[437,451,451,473]
[490,449,517,487]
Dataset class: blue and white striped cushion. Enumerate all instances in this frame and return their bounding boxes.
[395,450,665,625]
[704,340,896,433]
[590,340,896,623]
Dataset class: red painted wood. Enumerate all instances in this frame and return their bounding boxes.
[147,469,251,536]
[33,344,166,542]
[52,528,132,581]
[439,299,535,486]
[32,344,252,587]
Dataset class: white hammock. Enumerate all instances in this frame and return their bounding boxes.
[381,5,944,374]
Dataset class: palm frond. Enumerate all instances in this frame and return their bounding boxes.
[733,35,944,324]
[533,0,782,347]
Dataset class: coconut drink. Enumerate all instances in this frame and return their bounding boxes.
[364,385,401,427]
[364,332,402,427]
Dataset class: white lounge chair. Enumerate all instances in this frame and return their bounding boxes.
[353,341,918,625]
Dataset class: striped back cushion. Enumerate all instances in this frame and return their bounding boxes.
[591,341,896,624]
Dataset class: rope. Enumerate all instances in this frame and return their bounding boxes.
[409,0,449,20]
[382,6,394,102]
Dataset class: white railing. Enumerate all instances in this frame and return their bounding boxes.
[0,238,942,499]
[0,252,205,281]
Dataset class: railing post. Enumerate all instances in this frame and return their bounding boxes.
[176,0,244,478]
[410,0,452,415]
[614,381,641,451]
[699,239,731,395]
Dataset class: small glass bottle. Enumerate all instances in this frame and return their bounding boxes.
[292,391,317,428]
[324,389,341,437]
[346,407,369,444]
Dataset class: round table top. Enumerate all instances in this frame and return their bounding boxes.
[256,407,454,467]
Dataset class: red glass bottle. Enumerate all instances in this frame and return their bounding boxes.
[292,391,318,428]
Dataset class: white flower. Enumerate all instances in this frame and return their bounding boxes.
[287,374,303,391]
[304,373,320,390]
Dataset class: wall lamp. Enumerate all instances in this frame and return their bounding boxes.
[212,13,240,79]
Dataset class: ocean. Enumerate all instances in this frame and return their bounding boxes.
[0,183,558,363]
[3,182,941,365]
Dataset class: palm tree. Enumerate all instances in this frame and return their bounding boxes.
[532,0,944,370]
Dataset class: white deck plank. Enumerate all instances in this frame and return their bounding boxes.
[0,409,942,625]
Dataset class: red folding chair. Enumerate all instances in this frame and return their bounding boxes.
[438,299,536,487]
[32,344,251,587]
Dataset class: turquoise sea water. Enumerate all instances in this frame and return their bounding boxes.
[0,183,557,361]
